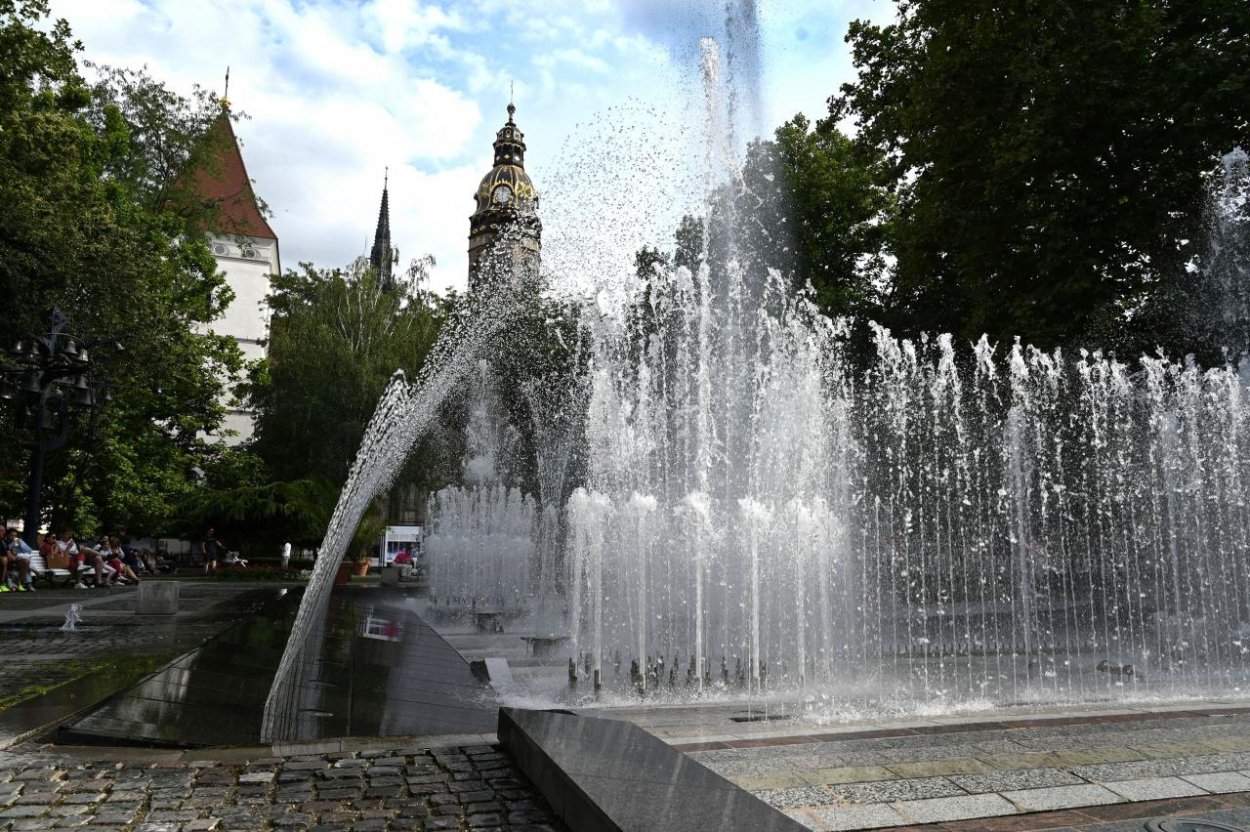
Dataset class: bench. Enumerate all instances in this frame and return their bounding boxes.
[27,550,74,589]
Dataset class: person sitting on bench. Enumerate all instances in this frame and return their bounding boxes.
[57,528,115,588]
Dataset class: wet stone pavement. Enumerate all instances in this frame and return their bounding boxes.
[0,584,281,708]
[0,742,567,832]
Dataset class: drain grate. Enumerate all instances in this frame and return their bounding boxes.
[729,713,794,723]
[1147,820,1250,832]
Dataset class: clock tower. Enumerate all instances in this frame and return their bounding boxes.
[468,103,541,291]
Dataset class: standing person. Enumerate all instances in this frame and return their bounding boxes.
[202,528,223,573]
[281,541,291,571]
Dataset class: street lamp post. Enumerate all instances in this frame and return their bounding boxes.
[0,308,113,547]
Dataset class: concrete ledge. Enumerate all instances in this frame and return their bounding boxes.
[498,707,807,832]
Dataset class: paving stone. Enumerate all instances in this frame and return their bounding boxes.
[317,788,362,800]
[406,775,445,785]
[9,821,51,832]
[146,810,200,822]
[58,789,105,804]
[827,776,965,804]
[1103,775,1207,801]
[424,819,462,831]
[793,803,908,832]
[318,813,360,825]
[236,772,274,784]
[1183,771,1250,793]
[385,820,423,831]
[367,776,403,786]
[1001,783,1126,812]
[351,821,388,831]
[1073,754,1238,781]
[895,792,1016,824]
[15,788,61,804]
[949,767,1086,793]
[91,811,140,825]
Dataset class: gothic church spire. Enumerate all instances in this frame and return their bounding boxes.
[370,168,394,290]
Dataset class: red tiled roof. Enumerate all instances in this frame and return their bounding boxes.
[190,112,278,241]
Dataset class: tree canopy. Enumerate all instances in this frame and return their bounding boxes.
[831,0,1250,353]
[249,258,447,488]
[0,0,245,535]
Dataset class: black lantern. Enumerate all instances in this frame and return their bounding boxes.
[1,308,116,547]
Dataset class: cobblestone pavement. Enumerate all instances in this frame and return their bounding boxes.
[0,741,567,832]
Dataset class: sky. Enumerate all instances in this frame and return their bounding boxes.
[49,0,884,294]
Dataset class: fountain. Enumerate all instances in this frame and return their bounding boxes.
[265,3,1250,731]
[61,603,82,632]
[425,484,535,613]
[548,39,1250,708]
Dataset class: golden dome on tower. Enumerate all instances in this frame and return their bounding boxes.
[472,103,538,216]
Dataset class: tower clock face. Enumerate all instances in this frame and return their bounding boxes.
[492,184,513,205]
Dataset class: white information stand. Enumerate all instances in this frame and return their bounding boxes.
[379,524,423,566]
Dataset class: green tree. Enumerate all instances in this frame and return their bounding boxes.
[249,258,447,488]
[0,0,244,534]
[772,114,894,320]
[833,0,1250,352]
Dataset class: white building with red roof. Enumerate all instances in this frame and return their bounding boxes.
[193,107,280,444]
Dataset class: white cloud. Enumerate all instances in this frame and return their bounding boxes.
[47,0,880,294]
[364,0,467,55]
